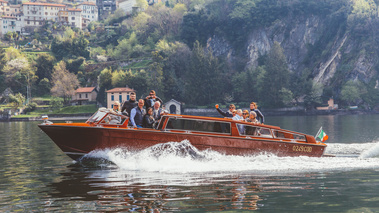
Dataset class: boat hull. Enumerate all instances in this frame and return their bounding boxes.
[39,124,326,160]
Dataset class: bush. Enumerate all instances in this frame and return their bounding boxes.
[23,102,38,113]
[50,97,64,109]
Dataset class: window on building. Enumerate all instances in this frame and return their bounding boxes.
[85,94,88,98]
[127,95,130,100]
[71,17,75,20]
[111,95,114,101]
[79,94,82,98]
[119,95,122,103]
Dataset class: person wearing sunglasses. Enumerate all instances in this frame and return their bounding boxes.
[215,104,235,118]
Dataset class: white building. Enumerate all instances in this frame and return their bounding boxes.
[78,2,98,22]
[67,8,82,29]
[1,16,21,35]
[0,0,9,16]
[21,2,66,27]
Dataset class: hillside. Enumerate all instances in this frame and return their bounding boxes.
[0,0,378,111]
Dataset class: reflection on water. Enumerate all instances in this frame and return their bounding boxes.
[1,114,379,212]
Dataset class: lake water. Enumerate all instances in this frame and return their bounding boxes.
[1,114,379,212]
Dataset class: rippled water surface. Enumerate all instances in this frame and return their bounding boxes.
[1,114,379,212]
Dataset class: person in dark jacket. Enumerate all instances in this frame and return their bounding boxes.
[130,99,146,128]
[121,92,137,116]
[215,104,235,118]
[143,107,156,128]
[250,102,264,124]
[152,101,164,121]
[144,90,163,109]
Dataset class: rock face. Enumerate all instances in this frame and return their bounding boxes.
[207,14,378,88]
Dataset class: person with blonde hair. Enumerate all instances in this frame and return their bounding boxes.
[112,101,121,112]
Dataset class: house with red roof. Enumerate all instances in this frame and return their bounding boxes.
[106,87,135,109]
[72,87,98,105]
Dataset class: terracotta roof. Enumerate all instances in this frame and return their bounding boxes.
[22,2,66,7]
[75,87,96,93]
[0,0,8,3]
[80,2,96,6]
[67,8,82,12]
[2,15,17,19]
[106,87,135,93]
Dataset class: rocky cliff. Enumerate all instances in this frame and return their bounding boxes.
[208,14,378,91]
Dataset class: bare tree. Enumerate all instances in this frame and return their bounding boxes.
[51,61,79,104]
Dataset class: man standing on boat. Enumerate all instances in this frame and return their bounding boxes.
[130,99,146,128]
[121,92,137,116]
[144,90,163,109]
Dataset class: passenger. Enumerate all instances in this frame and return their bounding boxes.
[152,101,164,121]
[242,110,249,120]
[107,101,121,124]
[111,101,121,113]
[144,90,163,109]
[215,104,235,118]
[143,107,156,128]
[232,109,244,121]
[121,92,137,116]
[246,111,259,124]
[130,99,146,128]
[250,102,264,124]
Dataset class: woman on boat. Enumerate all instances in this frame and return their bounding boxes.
[245,111,259,124]
[143,107,156,128]
[108,101,122,124]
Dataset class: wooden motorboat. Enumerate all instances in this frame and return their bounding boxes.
[38,108,327,160]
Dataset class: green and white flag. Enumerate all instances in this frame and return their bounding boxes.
[316,127,329,142]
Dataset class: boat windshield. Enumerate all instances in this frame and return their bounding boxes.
[87,109,108,123]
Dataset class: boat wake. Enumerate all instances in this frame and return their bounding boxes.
[80,140,379,174]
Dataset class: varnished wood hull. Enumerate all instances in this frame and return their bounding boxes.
[39,124,326,160]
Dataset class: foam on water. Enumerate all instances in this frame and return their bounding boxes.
[82,140,379,175]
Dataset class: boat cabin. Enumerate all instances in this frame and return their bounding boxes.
[85,109,316,144]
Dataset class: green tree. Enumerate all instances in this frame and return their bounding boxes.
[262,42,290,107]
[35,53,56,82]
[8,93,25,112]
[99,67,113,89]
[185,41,222,105]
[340,80,367,106]
[3,57,37,103]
